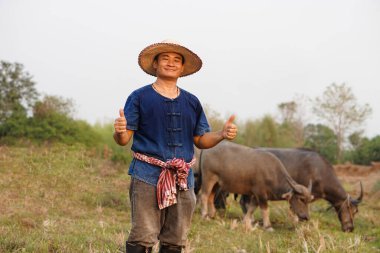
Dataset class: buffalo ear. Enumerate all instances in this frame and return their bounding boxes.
[282,191,293,200]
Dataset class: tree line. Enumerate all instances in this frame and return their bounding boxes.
[1,60,379,165]
[0,61,100,146]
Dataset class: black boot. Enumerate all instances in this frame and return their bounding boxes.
[126,242,152,253]
[159,244,183,253]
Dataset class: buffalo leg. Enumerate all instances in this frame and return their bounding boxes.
[200,192,209,218]
[242,196,257,230]
[259,201,273,231]
[200,178,218,218]
[208,190,217,218]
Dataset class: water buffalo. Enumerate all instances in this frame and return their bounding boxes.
[235,148,363,232]
[197,141,314,230]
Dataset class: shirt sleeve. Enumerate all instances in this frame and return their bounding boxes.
[124,91,140,131]
[194,102,211,136]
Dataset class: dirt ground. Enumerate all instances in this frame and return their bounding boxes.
[334,162,380,200]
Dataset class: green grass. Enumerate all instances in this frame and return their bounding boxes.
[0,145,379,253]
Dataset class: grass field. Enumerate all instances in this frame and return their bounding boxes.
[0,145,379,252]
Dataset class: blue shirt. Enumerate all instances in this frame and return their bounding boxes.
[124,84,210,188]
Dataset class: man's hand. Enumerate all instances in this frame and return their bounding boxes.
[114,108,127,134]
[193,114,238,149]
[222,115,237,140]
[113,108,133,146]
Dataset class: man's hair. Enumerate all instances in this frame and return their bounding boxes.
[154,53,185,64]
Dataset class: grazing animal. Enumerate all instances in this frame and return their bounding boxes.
[197,141,313,230]
[257,148,363,232]
[209,148,364,232]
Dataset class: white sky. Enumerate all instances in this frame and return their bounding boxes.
[1,0,379,137]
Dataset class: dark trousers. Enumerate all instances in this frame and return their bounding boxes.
[127,178,196,248]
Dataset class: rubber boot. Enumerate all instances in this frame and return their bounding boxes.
[159,244,183,253]
[126,242,152,253]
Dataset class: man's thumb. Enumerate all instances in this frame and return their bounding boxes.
[226,115,236,124]
[119,108,125,117]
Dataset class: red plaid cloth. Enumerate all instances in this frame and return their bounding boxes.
[133,152,196,209]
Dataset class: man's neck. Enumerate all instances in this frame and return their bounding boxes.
[153,78,180,99]
[154,78,178,90]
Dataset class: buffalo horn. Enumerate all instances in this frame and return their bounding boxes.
[308,179,313,193]
[351,181,364,205]
[285,176,304,194]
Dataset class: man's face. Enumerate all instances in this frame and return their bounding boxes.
[153,52,185,79]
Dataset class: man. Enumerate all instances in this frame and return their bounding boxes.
[113,39,237,253]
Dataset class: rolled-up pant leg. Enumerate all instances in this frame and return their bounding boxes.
[128,178,161,247]
[127,178,197,248]
[159,188,197,246]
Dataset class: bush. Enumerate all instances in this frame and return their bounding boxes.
[350,136,380,165]
[0,112,101,147]
[304,124,338,163]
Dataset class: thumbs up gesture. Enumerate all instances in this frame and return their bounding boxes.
[114,108,127,134]
[222,115,238,140]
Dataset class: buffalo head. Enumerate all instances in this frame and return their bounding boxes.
[282,180,314,221]
[336,182,363,232]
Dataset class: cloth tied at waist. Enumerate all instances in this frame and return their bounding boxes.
[133,152,196,209]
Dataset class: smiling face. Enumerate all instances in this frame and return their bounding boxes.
[153,52,185,79]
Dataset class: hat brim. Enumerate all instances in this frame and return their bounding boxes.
[138,43,202,77]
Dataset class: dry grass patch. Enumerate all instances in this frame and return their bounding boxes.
[1,145,379,252]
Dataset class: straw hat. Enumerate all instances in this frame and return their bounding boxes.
[138,39,202,77]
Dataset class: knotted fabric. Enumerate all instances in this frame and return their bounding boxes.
[133,152,196,209]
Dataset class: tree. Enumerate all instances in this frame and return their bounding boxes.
[241,119,259,147]
[33,95,75,119]
[349,135,380,165]
[304,123,338,163]
[313,83,372,162]
[238,115,279,148]
[278,101,297,123]
[277,100,308,147]
[0,61,39,123]
[28,95,99,146]
[348,131,365,150]
[0,61,101,146]
[256,115,278,147]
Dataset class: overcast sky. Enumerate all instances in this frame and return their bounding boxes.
[1,0,379,137]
